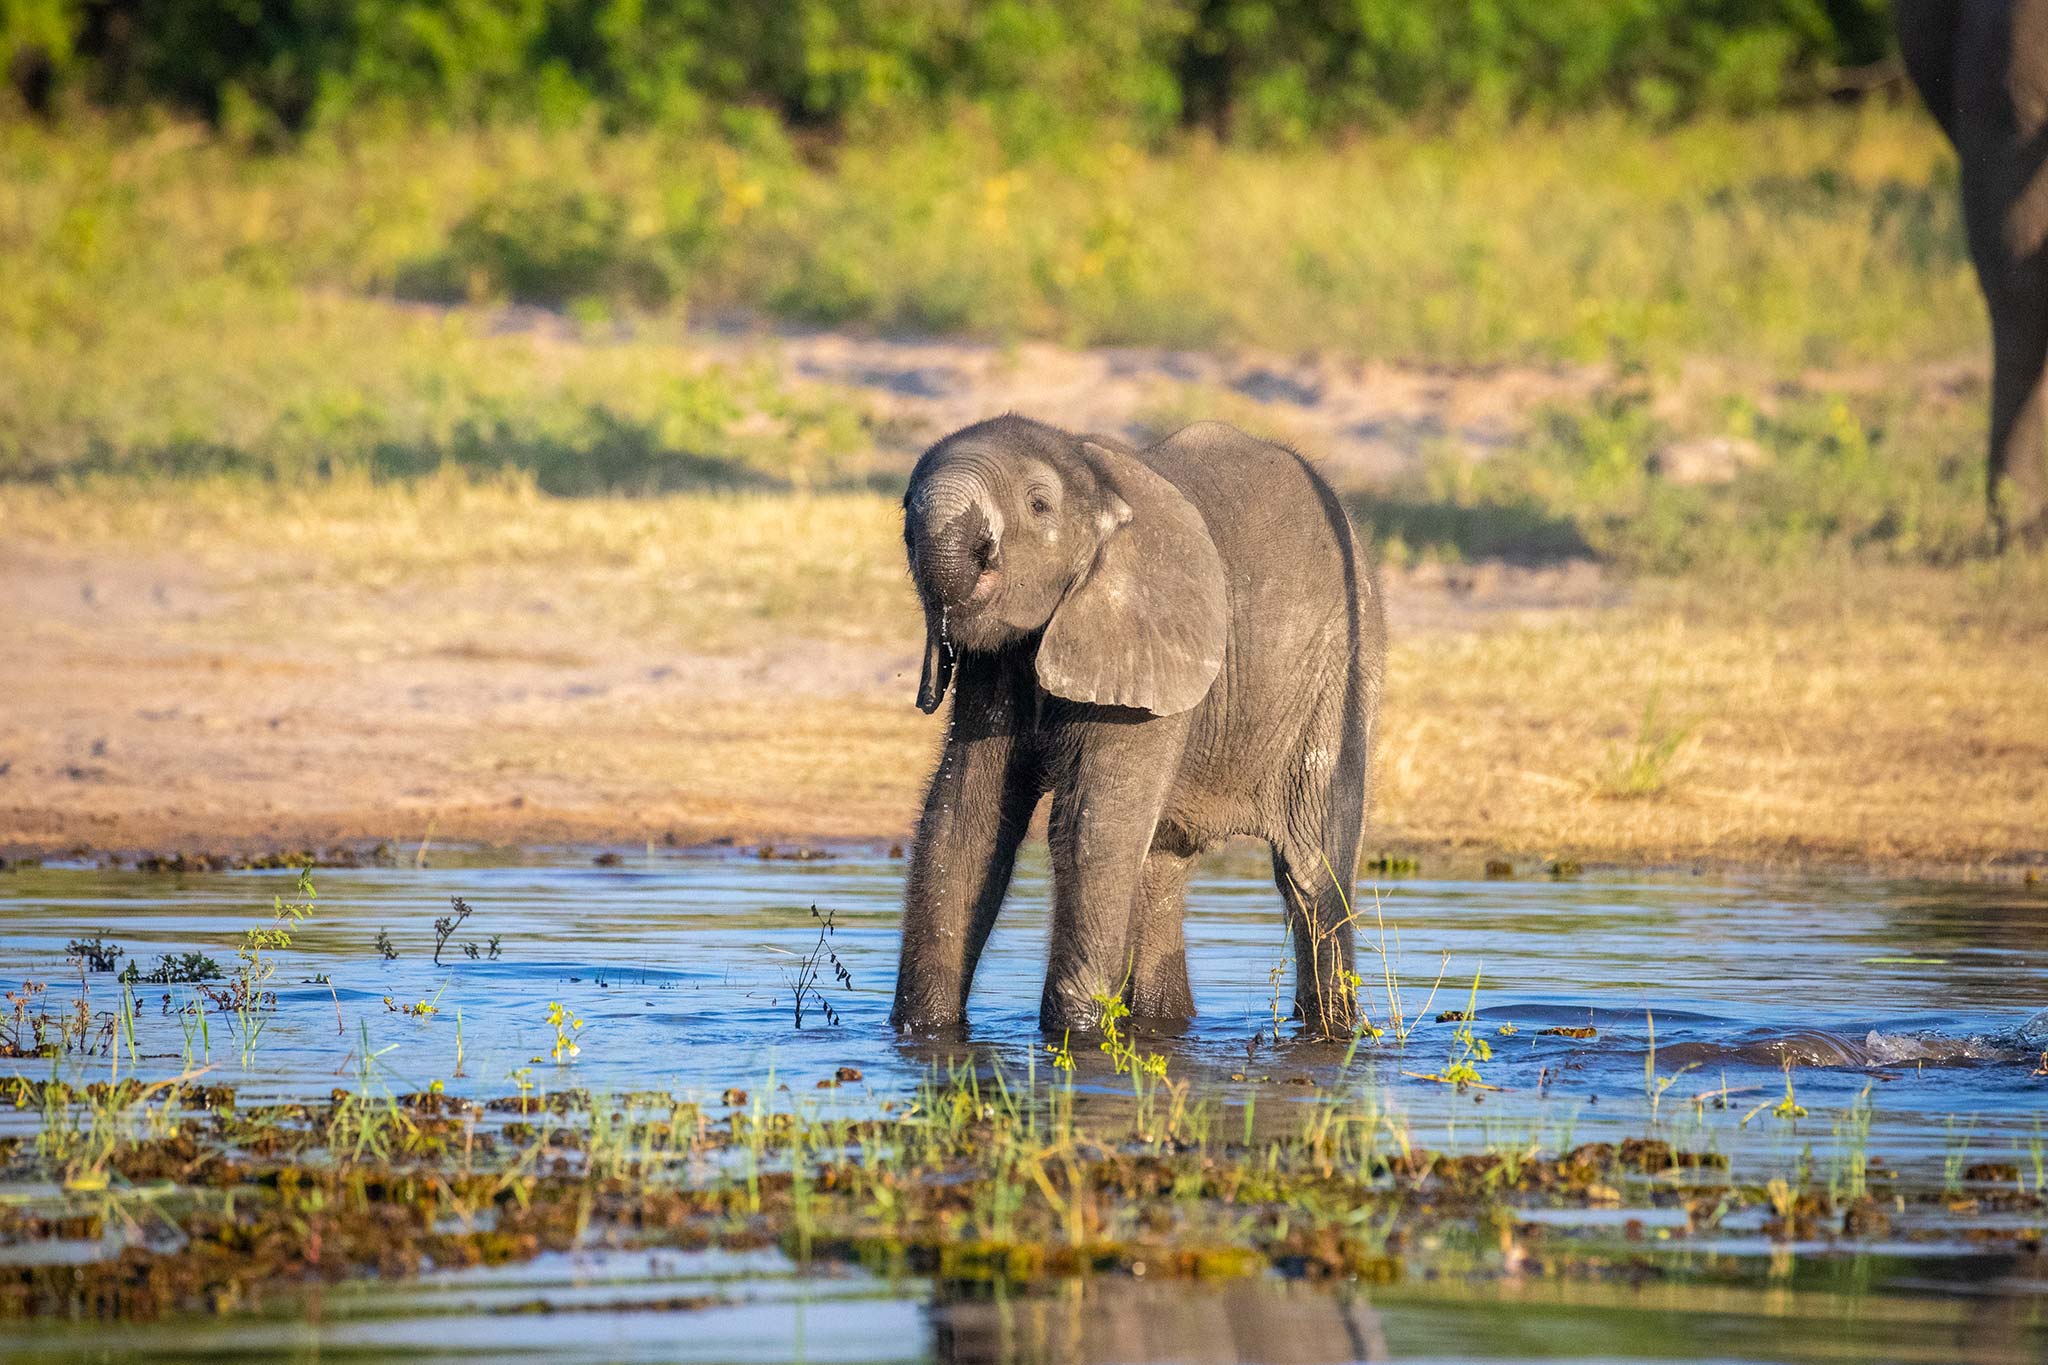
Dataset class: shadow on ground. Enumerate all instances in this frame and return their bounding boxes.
[1348,492,1594,564]
[9,410,801,497]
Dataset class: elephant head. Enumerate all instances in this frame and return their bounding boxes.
[902,415,1228,717]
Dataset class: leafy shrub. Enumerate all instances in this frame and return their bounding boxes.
[17,0,1900,141]
[399,186,678,309]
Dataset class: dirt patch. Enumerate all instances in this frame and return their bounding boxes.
[496,310,1615,488]
[0,535,1611,859]
[1,325,2039,872]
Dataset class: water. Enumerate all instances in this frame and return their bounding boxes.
[3,847,2047,1360]
[6,1245,2044,1362]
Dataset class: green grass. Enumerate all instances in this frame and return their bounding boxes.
[1593,692,1698,800]
[1,1036,2040,1323]
[5,108,1976,382]
[0,106,2006,578]
[0,105,2029,597]
[1368,377,1998,572]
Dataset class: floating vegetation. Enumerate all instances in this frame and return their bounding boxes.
[120,954,223,986]
[65,939,122,973]
[2,1058,2043,1327]
[756,845,833,862]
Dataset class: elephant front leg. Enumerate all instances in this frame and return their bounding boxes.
[1124,844,1198,1022]
[1041,716,1188,1033]
[891,717,1040,1032]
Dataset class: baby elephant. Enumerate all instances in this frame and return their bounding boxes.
[890,416,1384,1036]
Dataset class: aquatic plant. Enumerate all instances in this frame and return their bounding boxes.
[1407,970,1495,1090]
[121,954,222,986]
[1091,991,1164,1080]
[1741,1064,1808,1127]
[1943,1115,1977,1198]
[210,864,317,1064]
[64,939,121,973]
[2,980,112,1060]
[1827,1085,1876,1204]
[507,1065,537,1112]
[0,1037,2042,1329]
[540,1001,583,1063]
[1643,1010,1697,1127]
[167,988,210,1069]
[432,896,474,966]
[785,904,853,1029]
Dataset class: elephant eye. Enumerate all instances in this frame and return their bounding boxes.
[1027,492,1053,517]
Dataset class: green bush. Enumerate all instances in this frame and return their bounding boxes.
[399,186,680,308]
[10,0,1900,141]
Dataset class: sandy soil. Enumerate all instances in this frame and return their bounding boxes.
[0,524,1618,861]
[686,318,1607,484]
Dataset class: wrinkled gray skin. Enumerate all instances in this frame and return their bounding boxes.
[889,416,1383,1037]
[1895,0,2048,545]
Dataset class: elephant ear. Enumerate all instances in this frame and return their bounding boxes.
[1036,442,1227,716]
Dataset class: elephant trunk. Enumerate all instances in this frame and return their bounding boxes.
[907,469,1001,713]
[920,501,997,607]
[911,473,999,603]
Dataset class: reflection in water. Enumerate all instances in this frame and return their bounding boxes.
[934,1277,1388,1364]
[927,1257,2048,1365]
[6,1243,2041,1363]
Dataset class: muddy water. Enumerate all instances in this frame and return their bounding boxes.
[3,848,2047,1361]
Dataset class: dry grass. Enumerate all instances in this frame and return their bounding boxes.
[3,480,2042,870]
[0,474,912,650]
[1377,563,2048,868]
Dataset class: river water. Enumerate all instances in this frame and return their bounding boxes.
[2,848,2045,1361]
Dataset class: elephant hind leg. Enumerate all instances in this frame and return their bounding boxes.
[1986,279,2048,546]
[1271,661,1372,1037]
[1270,801,1364,1038]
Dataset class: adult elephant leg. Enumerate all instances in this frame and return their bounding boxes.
[1124,840,1199,1022]
[1985,271,2048,546]
[891,664,1042,1030]
[1041,711,1189,1033]
[1956,20,2048,548]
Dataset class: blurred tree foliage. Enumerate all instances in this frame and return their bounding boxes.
[4,0,1895,140]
